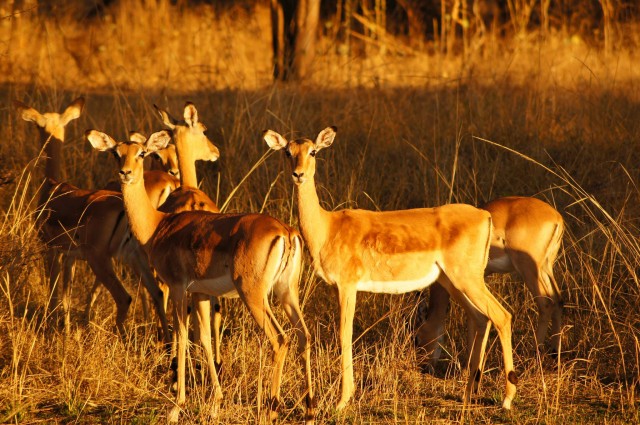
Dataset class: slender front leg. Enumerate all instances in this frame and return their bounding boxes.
[61,255,76,335]
[212,296,223,372]
[336,284,357,410]
[168,285,188,423]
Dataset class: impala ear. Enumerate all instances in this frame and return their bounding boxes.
[263,130,288,151]
[154,104,176,130]
[128,131,147,144]
[14,100,46,127]
[86,129,118,153]
[315,126,337,150]
[146,130,172,153]
[183,102,198,127]
[60,97,85,126]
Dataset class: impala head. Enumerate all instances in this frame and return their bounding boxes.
[130,131,180,178]
[14,97,85,142]
[263,126,337,185]
[153,102,220,163]
[86,130,172,185]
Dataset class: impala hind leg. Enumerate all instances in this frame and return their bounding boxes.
[132,253,171,344]
[545,265,563,356]
[44,250,61,323]
[84,277,102,325]
[440,272,517,410]
[514,253,558,353]
[414,283,450,368]
[240,290,289,422]
[61,256,76,335]
[85,254,132,335]
[274,283,315,423]
[193,294,223,404]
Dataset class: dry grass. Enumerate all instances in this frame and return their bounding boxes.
[1,1,640,424]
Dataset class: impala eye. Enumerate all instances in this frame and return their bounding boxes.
[138,151,146,158]
[309,150,317,157]
[285,150,292,158]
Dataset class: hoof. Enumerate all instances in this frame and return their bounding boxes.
[167,405,180,423]
[336,398,349,411]
[502,397,512,410]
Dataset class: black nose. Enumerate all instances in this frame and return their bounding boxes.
[293,172,304,178]
[119,169,131,176]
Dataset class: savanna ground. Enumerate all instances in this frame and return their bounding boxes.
[1,1,640,423]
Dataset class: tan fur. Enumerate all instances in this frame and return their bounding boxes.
[417,196,564,362]
[14,98,169,339]
[88,105,314,424]
[265,127,517,410]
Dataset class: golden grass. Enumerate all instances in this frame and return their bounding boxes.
[1,1,640,423]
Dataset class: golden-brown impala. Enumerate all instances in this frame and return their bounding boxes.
[15,98,169,339]
[86,129,315,424]
[88,132,181,322]
[153,103,222,369]
[416,196,564,361]
[264,127,518,410]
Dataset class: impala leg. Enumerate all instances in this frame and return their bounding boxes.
[61,256,76,335]
[415,283,450,367]
[212,296,223,373]
[85,277,102,325]
[44,250,61,322]
[515,256,555,352]
[276,285,315,424]
[193,293,223,403]
[546,266,563,356]
[85,254,132,336]
[441,271,517,410]
[168,285,188,423]
[241,292,289,422]
[336,284,357,411]
[133,254,171,344]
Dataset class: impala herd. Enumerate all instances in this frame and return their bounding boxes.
[15,97,565,423]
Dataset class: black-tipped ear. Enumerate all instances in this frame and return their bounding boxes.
[146,130,172,153]
[315,126,337,149]
[86,129,118,152]
[263,130,288,151]
[60,97,85,126]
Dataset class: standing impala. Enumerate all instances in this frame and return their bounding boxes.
[14,98,168,339]
[416,196,564,362]
[86,129,315,424]
[264,127,518,410]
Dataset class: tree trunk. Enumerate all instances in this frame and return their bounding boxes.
[271,0,321,81]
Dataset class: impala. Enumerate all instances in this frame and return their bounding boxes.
[87,128,315,423]
[88,132,181,322]
[15,98,169,339]
[264,127,518,410]
[416,196,564,361]
[153,103,222,369]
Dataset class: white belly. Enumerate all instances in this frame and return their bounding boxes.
[187,275,239,298]
[356,264,441,294]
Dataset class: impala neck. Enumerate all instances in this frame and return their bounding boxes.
[176,146,198,188]
[296,176,330,261]
[121,175,165,248]
[39,132,63,206]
